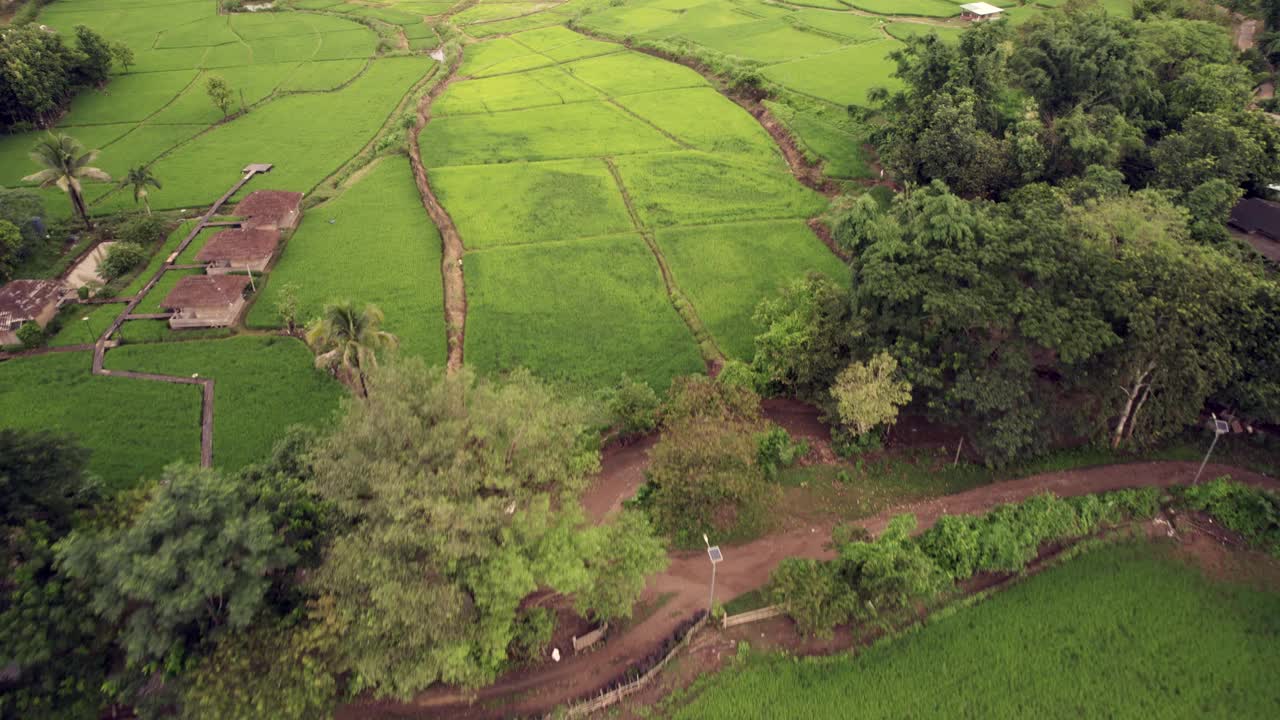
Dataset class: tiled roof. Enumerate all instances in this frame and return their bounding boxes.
[235,190,302,227]
[161,275,250,309]
[0,279,66,322]
[195,227,280,263]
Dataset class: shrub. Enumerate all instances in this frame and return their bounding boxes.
[917,514,981,580]
[1181,477,1280,557]
[755,426,808,479]
[644,419,779,547]
[605,374,660,438]
[96,242,147,281]
[769,558,851,638]
[16,322,44,349]
[716,360,759,392]
[507,607,556,666]
[116,215,167,246]
[663,374,761,428]
[835,515,947,619]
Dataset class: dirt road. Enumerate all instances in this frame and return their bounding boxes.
[338,459,1277,720]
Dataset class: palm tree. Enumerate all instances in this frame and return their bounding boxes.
[122,166,162,215]
[305,302,398,398]
[22,133,111,229]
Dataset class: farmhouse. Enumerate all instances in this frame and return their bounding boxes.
[0,279,68,345]
[1228,197,1280,262]
[161,274,252,329]
[960,2,1004,20]
[196,227,281,273]
[235,190,303,231]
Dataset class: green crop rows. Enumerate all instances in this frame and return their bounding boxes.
[674,542,1280,719]
[424,25,841,383]
[246,157,448,362]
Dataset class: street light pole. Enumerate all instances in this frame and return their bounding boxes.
[1192,415,1231,485]
[703,533,722,614]
[81,315,93,346]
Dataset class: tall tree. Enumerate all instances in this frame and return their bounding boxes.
[120,165,162,215]
[22,133,111,228]
[305,301,398,398]
[310,362,664,696]
[206,75,234,118]
[56,464,296,670]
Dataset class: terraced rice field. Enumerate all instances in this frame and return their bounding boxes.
[0,0,430,217]
[422,23,842,386]
[1,0,1135,488]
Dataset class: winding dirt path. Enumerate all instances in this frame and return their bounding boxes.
[408,53,468,372]
[339,458,1278,720]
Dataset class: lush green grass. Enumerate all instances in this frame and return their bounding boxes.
[245,157,447,362]
[839,0,959,16]
[511,25,620,62]
[131,56,431,212]
[683,18,845,63]
[563,51,707,96]
[431,158,634,249]
[60,69,199,125]
[46,303,121,347]
[655,219,848,358]
[614,88,784,162]
[459,36,548,76]
[672,542,1280,719]
[790,10,884,41]
[421,101,680,166]
[762,39,903,107]
[884,21,966,43]
[765,96,874,179]
[104,336,343,473]
[614,151,826,227]
[0,351,200,490]
[434,65,602,115]
[464,234,704,389]
[454,1,556,25]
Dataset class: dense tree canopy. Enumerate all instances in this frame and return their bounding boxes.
[0,24,116,130]
[873,4,1279,200]
[309,361,665,697]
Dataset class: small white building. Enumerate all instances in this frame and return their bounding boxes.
[960,2,1004,20]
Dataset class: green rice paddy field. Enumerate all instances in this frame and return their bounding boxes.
[2,0,1137,485]
[672,541,1280,719]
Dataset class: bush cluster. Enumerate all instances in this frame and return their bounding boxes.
[771,489,1161,637]
[1180,478,1280,558]
[96,242,146,281]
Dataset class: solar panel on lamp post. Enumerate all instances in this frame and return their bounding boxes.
[1192,414,1231,485]
[704,533,722,615]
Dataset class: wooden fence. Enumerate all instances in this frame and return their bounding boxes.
[721,604,785,629]
[557,615,708,719]
[572,623,609,654]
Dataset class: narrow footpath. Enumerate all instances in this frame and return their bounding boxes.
[340,459,1279,720]
[408,51,468,373]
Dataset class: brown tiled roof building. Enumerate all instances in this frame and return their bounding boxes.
[0,279,67,344]
[196,227,281,272]
[162,275,251,328]
[235,190,303,231]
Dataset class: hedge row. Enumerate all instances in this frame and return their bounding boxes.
[771,488,1161,637]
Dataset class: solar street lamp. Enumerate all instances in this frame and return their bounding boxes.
[703,533,723,613]
[81,315,93,345]
[1192,414,1231,485]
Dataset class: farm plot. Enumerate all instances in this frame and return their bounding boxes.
[421,102,680,166]
[109,56,432,211]
[245,157,448,363]
[613,151,825,227]
[430,159,634,249]
[761,39,903,106]
[464,235,705,389]
[655,220,849,359]
[0,351,200,490]
[105,336,343,473]
[2,0,408,220]
[673,541,1280,719]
